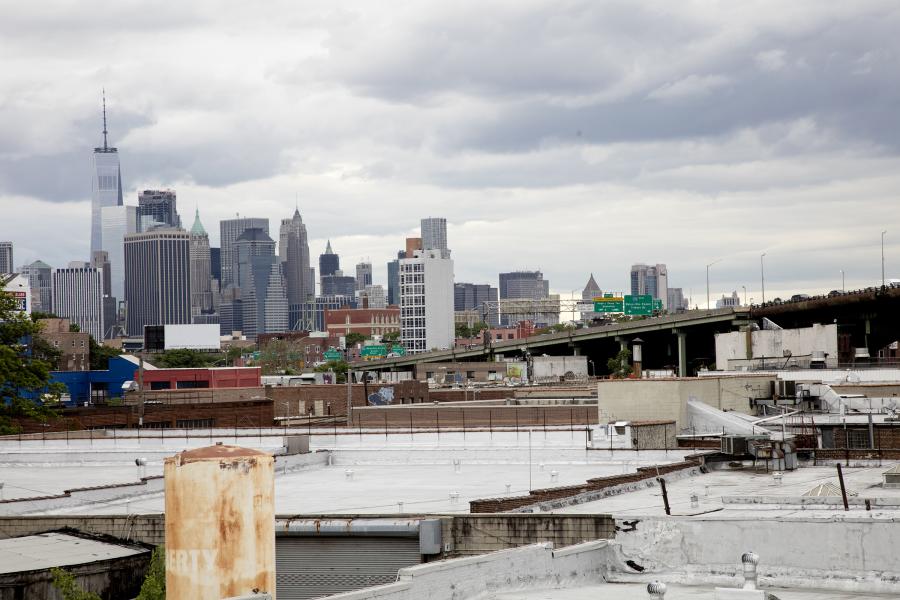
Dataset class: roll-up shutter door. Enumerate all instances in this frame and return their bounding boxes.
[276,536,422,599]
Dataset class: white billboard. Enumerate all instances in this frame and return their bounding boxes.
[164,324,220,351]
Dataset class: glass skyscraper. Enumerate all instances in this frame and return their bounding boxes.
[90,94,123,255]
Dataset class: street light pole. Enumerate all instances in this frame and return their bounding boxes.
[841,269,845,292]
[882,230,887,289]
[741,285,747,306]
[706,259,721,310]
[760,253,766,305]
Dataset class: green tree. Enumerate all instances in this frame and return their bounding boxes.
[258,338,304,375]
[314,359,349,383]
[30,311,59,321]
[382,330,400,343]
[89,335,122,370]
[68,322,81,333]
[344,332,367,347]
[136,546,166,600]
[606,348,632,379]
[0,292,62,434]
[153,348,214,368]
[51,568,102,600]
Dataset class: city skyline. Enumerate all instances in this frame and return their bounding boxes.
[2,2,899,301]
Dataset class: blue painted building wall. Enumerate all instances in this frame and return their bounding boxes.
[51,356,137,406]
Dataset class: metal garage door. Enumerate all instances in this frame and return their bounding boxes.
[275,536,422,599]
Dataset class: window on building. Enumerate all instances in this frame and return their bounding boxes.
[176,418,215,429]
[149,381,171,390]
[846,429,870,449]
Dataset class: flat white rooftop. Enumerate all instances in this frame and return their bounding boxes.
[0,531,146,574]
[0,429,684,515]
[552,462,900,518]
[489,583,897,599]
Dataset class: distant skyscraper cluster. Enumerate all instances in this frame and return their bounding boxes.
[3,95,698,356]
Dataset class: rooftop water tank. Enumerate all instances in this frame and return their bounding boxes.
[164,444,275,599]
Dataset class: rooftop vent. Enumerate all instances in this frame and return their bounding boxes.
[883,464,900,488]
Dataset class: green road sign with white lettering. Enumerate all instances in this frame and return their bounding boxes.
[624,294,654,316]
[360,345,388,358]
[594,297,624,313]
[323,350,343,361]
[390,345,407,356]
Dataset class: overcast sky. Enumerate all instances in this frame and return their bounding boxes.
[2,1,899,306]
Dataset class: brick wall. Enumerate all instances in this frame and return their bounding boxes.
[443,514,615,557]
[267,381,430,417]
[350,404,597,429]
[0,515,166,545]
[13,399,275,433]
[469,458,701,513]
[833,426,900,450]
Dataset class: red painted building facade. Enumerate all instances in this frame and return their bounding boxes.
[137,367,261,390]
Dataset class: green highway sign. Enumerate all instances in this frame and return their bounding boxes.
[594,296,624,313]
[624,294,655,316]
[323,350,343,361]
[390,345,407,356]
[360,344,388,358]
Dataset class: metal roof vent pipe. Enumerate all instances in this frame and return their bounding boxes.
[453,458,461,473]
[345,469,354,481]
[550,470,559,483]
[135,457,147,479]
[449,491,460,504]
[742,551,760,589]
[647,581,667,598]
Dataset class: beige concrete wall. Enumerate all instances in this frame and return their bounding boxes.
[597,375,774,427]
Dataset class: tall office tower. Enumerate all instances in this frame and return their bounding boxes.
[100,204,137,302]
[630,263,668,310]
[189,208,214,317]
[387,250,404,306]
[499,271,550,300]
[19,260,53,313]
[209,247,221,282]
[420,217,450,258]
[90,93,124,255]
[124,230,191,336]
[454,282,499,325]
[0,242,14,274]
[498,270,551,326]
[51,266,103,340]
[232,228,287,338]
[279,208,314,306]
[320,274,356,297]
[219,217,269,289]
[399,249,454,353]
[91,251,112,297]
[319,240,340,288]
[580,273,601,321]
[355,261,373,292]
[359,284,387,309]
[137,189,180,230]
[667,287,687,312]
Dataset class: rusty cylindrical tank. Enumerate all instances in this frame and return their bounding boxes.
[164,444,275,599]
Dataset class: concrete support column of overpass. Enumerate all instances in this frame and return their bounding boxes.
[615,336,627,352]
[674,330,687,377]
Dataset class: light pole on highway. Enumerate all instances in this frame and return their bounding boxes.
[741,285,747,306]
[760,253,767,305]
[706,259,721,310]
[882,230,887,289]
[840,269,845,292]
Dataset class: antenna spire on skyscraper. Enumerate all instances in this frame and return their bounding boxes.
[101,88,109,151]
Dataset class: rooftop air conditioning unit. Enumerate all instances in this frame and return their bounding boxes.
[721,435,748,455]
[883,465,900,488]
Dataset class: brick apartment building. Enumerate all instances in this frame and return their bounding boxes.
[455,321,535,348]
[324,307,400,339]
[36,318,90,371]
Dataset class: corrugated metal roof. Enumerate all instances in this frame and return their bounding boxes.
[0,532,148,575]
[803,482,856,497]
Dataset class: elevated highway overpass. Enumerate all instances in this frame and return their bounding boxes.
[361,307,753,377]
[360,286,900,377]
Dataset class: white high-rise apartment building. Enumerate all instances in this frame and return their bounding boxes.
[51,266,104,340]
[420,217,450,259]
[399,249,454,353]
[630,263,668,310]
[100,205,137,302]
